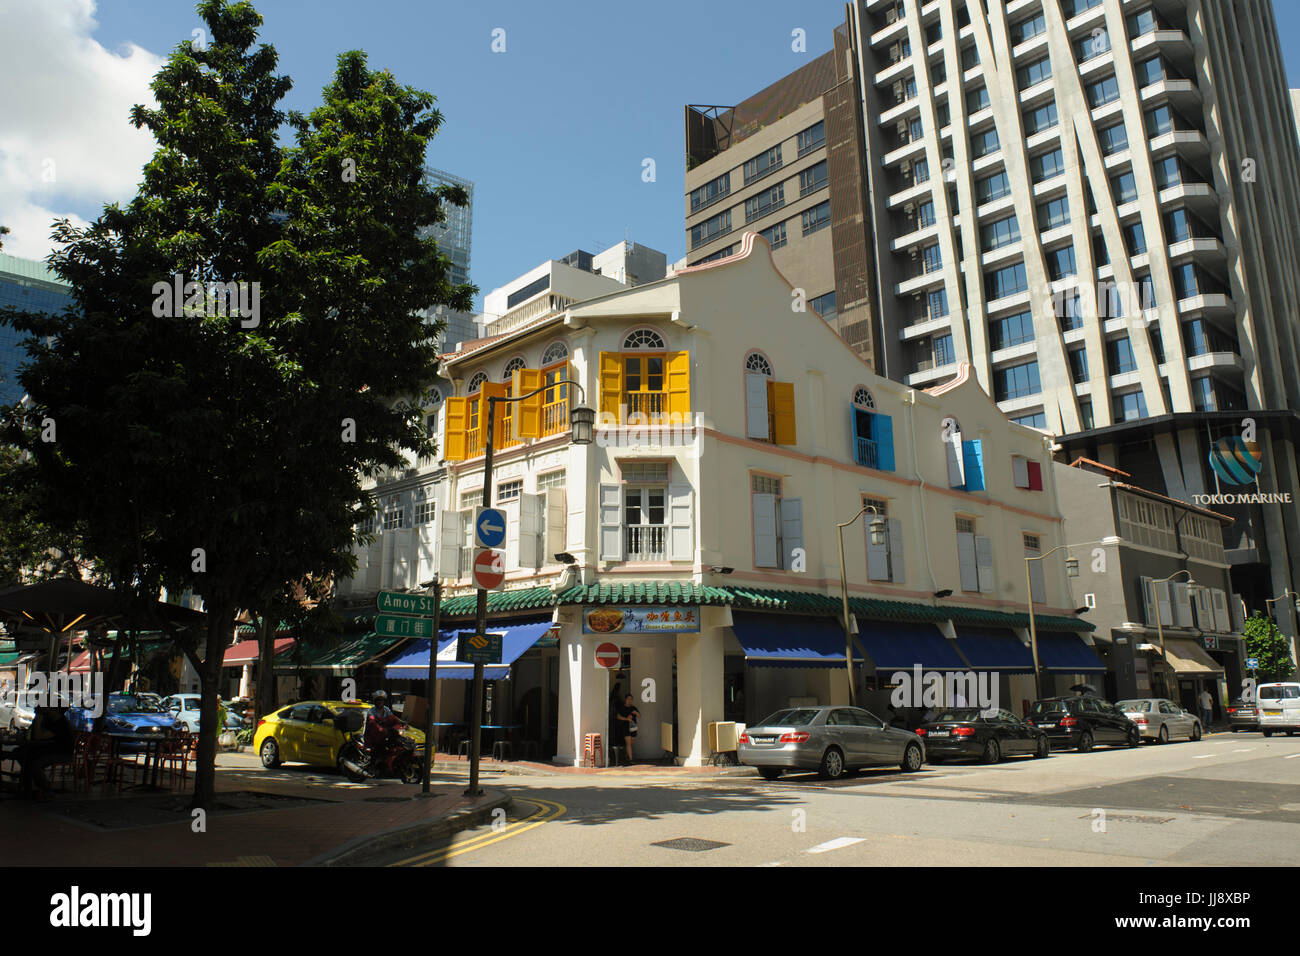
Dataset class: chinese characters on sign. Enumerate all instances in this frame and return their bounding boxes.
[581,606,702,634]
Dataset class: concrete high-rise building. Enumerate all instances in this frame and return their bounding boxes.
[420,167,478,351]
[0,253,74,406]
[686,0,1300,642]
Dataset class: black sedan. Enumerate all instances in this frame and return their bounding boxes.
[1027,695,1141,751]
[916,708,1050,763]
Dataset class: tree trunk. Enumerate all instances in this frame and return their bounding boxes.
[191,603,235,810]
[256,608,276,723]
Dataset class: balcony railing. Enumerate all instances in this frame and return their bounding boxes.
[855,437,879,468]
[626,525,667,561]
[624,391,668,420]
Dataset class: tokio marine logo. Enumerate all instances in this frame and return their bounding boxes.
[1208,435,1262,486]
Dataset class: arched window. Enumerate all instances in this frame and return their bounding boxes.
[541,341,569,365]
[745,351,774,377]
[502,356,526,381]
[424,386,445,409]
[623,328,666,350]
[853,386,874,409]
[466,371,488,395]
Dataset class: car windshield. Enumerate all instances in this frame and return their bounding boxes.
[110,695,162,714]
[934,709,981,722]
[756,708,820,727]
[1116,700,1150,712]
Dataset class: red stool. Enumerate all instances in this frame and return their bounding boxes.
[582,733,603,768]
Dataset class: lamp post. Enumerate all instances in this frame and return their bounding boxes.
[837,504,887,707]
[1025,537,1120,699]
[464,379,594,796]
[1263,588,1300,668]
[1149,568,1195,698]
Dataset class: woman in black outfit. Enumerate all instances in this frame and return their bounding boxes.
[615,694,640,766]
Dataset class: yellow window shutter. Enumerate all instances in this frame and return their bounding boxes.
[480,381,508,440]
[666,351,691,420]
[514,368,545,439]
[443,397,468,461]
[599,352,624,423]
[768,380,797,445]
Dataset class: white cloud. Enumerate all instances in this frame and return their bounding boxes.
[0,0,162,260]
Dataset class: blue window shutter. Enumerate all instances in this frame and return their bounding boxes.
[962,439,985,491]
[874,414,895,472]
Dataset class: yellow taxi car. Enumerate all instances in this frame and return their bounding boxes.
[253,700,426,770]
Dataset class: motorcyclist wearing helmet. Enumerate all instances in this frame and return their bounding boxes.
[363,690,404,765]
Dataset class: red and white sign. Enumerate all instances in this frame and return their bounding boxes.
[472,549,505,590]
[594,642,621,669]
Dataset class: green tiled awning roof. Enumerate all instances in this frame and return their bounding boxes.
[555,582,731,606]
[273,632,407,675]
[439,586,557,618]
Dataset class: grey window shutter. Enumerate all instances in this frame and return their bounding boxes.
[958,532,979,592]
[780,497,803,570]
[503,499,522,572]
[1012,455,1029,488]
[1172,582,1193,627]
[668,482,693,561]
[753,493,779,568]
[1028,553,1045,604]
[745,372,770,440]
[438,510,462,579]
[519,493,543,569]
[975,535,995,593]
[1212,589,1231,632]
[1193,587,1213,630]
[1156,581,1173,626]
[1228,592,1244,632]
[947,432,965,487]
[545,487,567,560]
[867,519,890,580]
[599,484,624,561]
[887,517,905,584]
[1141,577,1157,624]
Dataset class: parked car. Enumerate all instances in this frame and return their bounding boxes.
[0,689,39,732]
[1256,682,1300,737]
[253,700,425,771]
[737,705,925,780]
[916,707,1050,763]
[1115,698,1203,743]
[1027,695,1141,752]
[67,692,180,746]
[1226,697,1259,732]
[161,694,246,732]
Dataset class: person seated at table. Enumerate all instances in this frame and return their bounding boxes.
[20,706,74,800]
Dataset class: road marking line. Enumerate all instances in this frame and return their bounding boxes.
[391,797,565,867]
[1233,748,1254,753]
[1285,753,1300,760]
[807,837,865,854]
[758,861,785,867]
[1193,755,1216,759]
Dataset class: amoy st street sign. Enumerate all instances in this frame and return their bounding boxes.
[456,630,503,665]
[376,590,439,616]
[375,614,436,639]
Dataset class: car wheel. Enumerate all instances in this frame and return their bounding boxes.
[759,768,783,781]
[1076,731,1094,753]
[900,742,923,772]
[1127,728,1141,748]
[259,738,281,768]
[819,747,846,780]
[1263,730,1273,738]
[981,738,1001,764]
[1158,725,1169,744]
[1191,723,1202,741]
[1034,736,1049,759]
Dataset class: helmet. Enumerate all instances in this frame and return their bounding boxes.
[371,690,388,704]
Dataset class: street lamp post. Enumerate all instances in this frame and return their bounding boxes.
[1263,588,1300,669]
[837,505,887,707]
[1024,537,1120,699]
[464,379,594,796]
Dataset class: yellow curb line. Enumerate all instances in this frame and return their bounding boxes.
[391,797,565,867]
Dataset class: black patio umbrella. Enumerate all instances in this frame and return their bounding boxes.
[1070,682,1099,696]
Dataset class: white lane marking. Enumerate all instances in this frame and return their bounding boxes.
[808,837,865,854]
[758,861,785,867]
[1193,754,1216,759]
[1285,753,1300,760]
[1233,748,1254,753]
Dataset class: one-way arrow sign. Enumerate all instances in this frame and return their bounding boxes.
[475,506,507,548]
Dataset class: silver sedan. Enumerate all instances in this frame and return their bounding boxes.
[1116,698,1203,743]
[738,705,926,780]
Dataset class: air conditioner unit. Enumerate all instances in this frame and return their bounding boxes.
[1084,593,1097,609]
[904,202,915,215]
[910,247,920,259]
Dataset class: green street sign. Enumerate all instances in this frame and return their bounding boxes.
[456,630,503,665]
[376,591,438,616]
[375,614,435,639]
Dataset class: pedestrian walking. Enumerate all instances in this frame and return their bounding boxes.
[1198,688,1214,728]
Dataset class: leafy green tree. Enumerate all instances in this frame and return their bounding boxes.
[3,1,470,807]
[1243,612,1295,682]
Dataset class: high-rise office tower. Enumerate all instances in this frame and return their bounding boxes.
[0,253,74,406]
[685,0,1300,632]
[420,167,478,349]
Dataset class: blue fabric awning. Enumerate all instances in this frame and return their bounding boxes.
[952,626,1035,673]
[855,620,967,671]
[385,619,555,681]
[1035,631,1106,672]
[730,612,862,668]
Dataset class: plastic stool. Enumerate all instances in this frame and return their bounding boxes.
[582,733,603,768]
[608,745,626,767]
[491,740,513,761]
[458,739,471,757]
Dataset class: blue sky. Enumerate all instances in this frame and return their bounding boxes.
[36,1,1300,309]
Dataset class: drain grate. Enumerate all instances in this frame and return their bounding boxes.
[652,837,731,852]
[1077,812,1175,825]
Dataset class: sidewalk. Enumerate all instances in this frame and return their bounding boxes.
[431,753,757,777]
[1,754,509,867]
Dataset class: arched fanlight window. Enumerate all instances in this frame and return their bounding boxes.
[466,371,488,395]
[853,386,874,409]
[541,341,569,365]
[745,352,774,376]
[622,328,666,350]
[502,356,526,381]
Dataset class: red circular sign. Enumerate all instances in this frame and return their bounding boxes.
[472,549,505,589]
[595,642,621,668]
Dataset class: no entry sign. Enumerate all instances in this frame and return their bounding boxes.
[594,642,621,669]
[472,549,505,590]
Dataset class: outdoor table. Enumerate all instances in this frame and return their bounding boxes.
[480,724,523,758]
[111,732,170,791]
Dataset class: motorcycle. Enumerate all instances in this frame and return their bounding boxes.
[338,720,424,784]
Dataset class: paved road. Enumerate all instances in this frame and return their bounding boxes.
[372,730,1300,866]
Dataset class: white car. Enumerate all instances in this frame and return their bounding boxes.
[162,694,244,732]
[0,690,40,732]
[1256,682,1300,736]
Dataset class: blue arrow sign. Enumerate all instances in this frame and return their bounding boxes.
[475,507,507,548]
[1246,657,1259,670]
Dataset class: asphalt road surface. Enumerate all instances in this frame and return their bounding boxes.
[371,730,1300,867]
